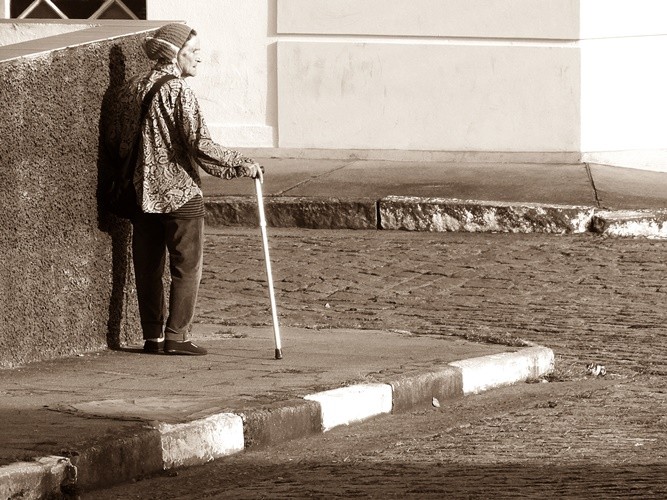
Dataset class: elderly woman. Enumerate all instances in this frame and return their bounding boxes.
[111,23,263,355]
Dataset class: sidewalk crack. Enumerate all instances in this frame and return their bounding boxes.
[585,163,602,208]
[276,163,356,196]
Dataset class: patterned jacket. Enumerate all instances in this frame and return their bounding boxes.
[107,62,254,213]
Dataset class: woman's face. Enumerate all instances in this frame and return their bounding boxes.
[177,35,201,78]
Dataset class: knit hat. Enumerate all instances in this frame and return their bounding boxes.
[144,23,194,61]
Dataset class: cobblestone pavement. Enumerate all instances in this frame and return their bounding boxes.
[199,228,667,380]
[92,228,667,499]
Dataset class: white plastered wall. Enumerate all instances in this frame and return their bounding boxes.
[277,40,580,152]
[276,0,582,155]
[579,0,667,171]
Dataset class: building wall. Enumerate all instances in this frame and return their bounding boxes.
[145,0,667,169]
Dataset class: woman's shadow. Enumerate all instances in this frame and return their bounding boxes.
[96,44,144,353]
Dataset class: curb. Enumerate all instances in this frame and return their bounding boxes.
[0,346,554,498]
[206,196,377,230]
[205,196,667,238]
[379,197,593,233]
[0,456,76,500]
[589,209,667,238]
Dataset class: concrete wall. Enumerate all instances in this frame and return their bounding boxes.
[0,22,164,367]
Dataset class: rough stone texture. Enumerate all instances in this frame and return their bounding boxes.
[380,196,594,233]
[0,456,74,500]
[205,196,378,229]
[242,400,323,449]
[387,367,463,413]
[0,32,153,367]
[591,209,667,238]
[73,428,163,491]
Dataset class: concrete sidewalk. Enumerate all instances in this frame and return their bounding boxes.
[202,157,667,237]
[0,325,553,498]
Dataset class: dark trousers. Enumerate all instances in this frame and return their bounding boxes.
[131,214,204,341]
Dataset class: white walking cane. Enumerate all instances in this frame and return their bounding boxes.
[255,177,283,359]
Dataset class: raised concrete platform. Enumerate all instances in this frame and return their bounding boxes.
[0,326,553,498]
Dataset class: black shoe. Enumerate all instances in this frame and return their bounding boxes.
[164,339,208,356]
[143,339,164,353]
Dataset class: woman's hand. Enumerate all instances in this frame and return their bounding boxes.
[242,162,264,183]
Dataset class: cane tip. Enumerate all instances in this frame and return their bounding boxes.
[275,348,283,360]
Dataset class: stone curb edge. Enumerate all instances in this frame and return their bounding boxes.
[204,195,667,237]
[0,346,554,498]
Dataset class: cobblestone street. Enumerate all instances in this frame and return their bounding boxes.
[199,228,667,380]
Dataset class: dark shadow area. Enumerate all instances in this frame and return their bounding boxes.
[110,346,170,356]
[83,459,667,499]
[96,44,134,350]
[0,407,147,467]
[113,346,147,354]
[11,0,147,19]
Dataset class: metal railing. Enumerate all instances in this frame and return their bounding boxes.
[9,0,144,19]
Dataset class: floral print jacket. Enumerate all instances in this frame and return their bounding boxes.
[107,62,254,213]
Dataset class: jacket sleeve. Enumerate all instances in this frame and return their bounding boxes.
[175,83,255,179]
